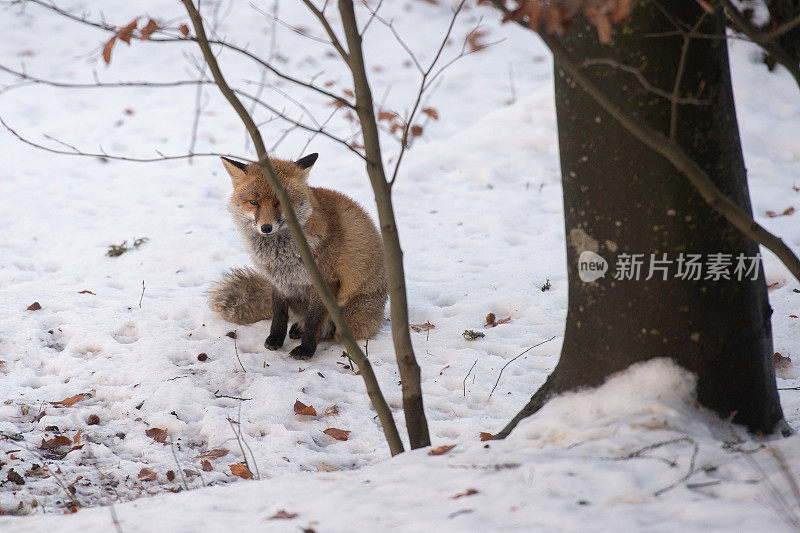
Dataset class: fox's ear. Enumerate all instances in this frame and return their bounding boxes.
[221,157,250,188]
[294,153,318,172]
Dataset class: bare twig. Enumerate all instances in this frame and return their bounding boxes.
[463,359,477,397]
[490,0,800,285]
[168,437,190,491]
[300,0,350,60]
[579,57,709,105]
[182,0,403,456]
[12,0,356,109]
[670,12,708,138]
[232,330,246,373]
[722,0,800,91]
[139,280,145,308]
[489,336,557,397]
[339,0,430,450]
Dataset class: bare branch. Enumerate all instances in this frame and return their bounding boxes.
[670,12,708,139]
[579,57,709,106]
[14,0,355,109]
[339,0,430,450]
[300,0,350,61]
[722,0,800,91]
[490,0,800,285]
[181,0,403,456]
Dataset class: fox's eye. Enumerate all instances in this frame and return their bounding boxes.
[248,200,258,206]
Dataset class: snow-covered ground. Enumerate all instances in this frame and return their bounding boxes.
[0,1,798,531]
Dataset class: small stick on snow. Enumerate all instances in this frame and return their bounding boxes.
[139,280,145,308]
[489,336,556,397]
[169,436,190,491]
[463,359,477,397]
[233,330,246,373]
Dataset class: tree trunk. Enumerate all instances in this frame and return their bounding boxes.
[498,3,786,437]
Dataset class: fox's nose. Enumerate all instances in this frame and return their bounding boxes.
[260,224,272,234]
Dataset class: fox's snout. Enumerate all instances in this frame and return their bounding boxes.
[259,223,273,235]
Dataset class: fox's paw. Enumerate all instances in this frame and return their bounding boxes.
[264,334,284,351]
[288,322,304,340]
[289,343,316,360]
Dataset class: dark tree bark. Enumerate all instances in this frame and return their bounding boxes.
[498,3,787,437]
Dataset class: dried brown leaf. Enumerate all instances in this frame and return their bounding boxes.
[102,36,116,65]
[428,444,456,456]
[294,400,317,416]
[229,462,253,479]
[167,470,176,481]
[140,19,159,40]
[145,427,167,443]
[194,448,229,460]
[138,468,157,481]
[55,393,90,406]
[479,432,495,441]
[270,510,298,519]
[39,436,72,450]
[377,110,398,122]
[774,352,792,370]
[410,124,424,137]
[77,290,95,295]
[27,301,42,311]
[411,321,435,333]
[323,428,350,441]
[117,18,139,44]
[421,107,439,120]
[179,24,190,37]
[201,460,213,471]
[73,430,81,444]
[453,488,479,499]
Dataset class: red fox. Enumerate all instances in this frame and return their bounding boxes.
[208,153,388,359]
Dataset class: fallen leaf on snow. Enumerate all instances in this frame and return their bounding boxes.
[774,352,792,370]
[766,206,795,217]
[138,468,157,481]
[452,488,479,499]
[323,428,350,441]
[411,321,435,333]
[486,313,512,327]
[145,428,167,443]
[324,405,339,417]
[54,393,91,406]
[27,302,42,311]
[479,432,495,441]
[201,460,213,472]
[73,430,81,444]
[39,436,72,450]
[229,462,253,479]
[194,448,229,460]
[294,400,317,416]
[77,290,95,295]
[428,444,456,456]
[270,510,298,519]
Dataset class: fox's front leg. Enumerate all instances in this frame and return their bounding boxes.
[265,292,289,350]
[289,292,328,360]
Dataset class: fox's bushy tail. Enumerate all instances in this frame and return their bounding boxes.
[207,268,273,324]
